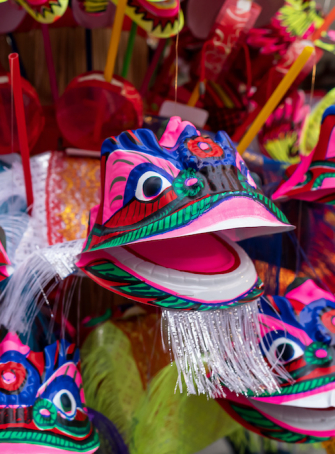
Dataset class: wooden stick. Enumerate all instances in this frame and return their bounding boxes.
[121,21,137,79]
[104,0,127,82]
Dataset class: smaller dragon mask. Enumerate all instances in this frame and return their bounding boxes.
[0,333,99,453]
[219,279,335,444]
[273,105,335,204]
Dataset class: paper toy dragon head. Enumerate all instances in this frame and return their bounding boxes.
[219,279,335,443]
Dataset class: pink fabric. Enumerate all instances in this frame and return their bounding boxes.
[272,152,314,200]
[0,333,30,357]
[286,279,335,304]
[127,233,237,274]
[159,116,199,148]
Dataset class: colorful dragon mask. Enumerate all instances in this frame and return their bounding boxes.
[0,118,292,398]
[76,0,183,37]
[77,117,292,310]
[110,0,184,38]
[13,0,68,23]
[0,332,99,453]
[273,105,335,204]
[218,278,335,444]
[74,117,293,397]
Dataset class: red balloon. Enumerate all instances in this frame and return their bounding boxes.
[56,71,143,151]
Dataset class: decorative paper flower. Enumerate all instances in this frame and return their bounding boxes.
[186,137,223,158]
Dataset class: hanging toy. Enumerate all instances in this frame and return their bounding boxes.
[0,117,293,398]
[218,278,335,444]
[75,116,294,397]
[273,104,335,204]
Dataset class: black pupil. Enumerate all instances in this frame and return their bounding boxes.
[143,176,163,198]
[60,393,72,412]
[276,343,295,362]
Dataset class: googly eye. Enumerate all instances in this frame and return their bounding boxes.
[53,390,77,419]
[268,337,304,364]
[135,171,171,201]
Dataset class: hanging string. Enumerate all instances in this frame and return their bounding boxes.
[309,63,316,109]
[295,200,303,276]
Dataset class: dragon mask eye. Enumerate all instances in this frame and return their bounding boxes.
[268,336,304,364]
[135,172,172,201]
[53,390,77,419]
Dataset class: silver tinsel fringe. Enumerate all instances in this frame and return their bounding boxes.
[161,301,290,398]
[0,239,84,335]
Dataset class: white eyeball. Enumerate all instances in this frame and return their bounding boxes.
[135,171,171,201]
[53,390,77,419]
[267,337,304,364]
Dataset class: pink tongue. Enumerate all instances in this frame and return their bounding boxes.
[126,234,238,274]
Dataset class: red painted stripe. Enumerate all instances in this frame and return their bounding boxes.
[159,194,167,210]
[145,202,153,216]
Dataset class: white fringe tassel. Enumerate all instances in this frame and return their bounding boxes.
[162,301,290,398]
[0,239,84,335]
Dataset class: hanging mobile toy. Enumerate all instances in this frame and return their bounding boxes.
[218,279,335,446]
[1,117,294,398]
[273,105,335,204]
[76,118,292,397]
